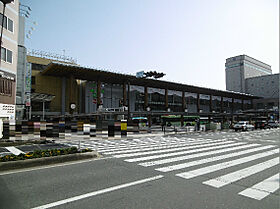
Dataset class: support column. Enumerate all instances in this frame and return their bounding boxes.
[123,83,127,106]
[181,91,185,127]
[241,99,244,111]
[69,75,75,114]
[97,80,101,108]
[127,83,130,119]
[165,89,168,110]
[144,86,148,109]
[182,91,186,111]
[209,95,213,113]
[197,93,200,113]
[79,81,83,114]
[231,98,234,124]
[220,96,224,113]
[61,77,66,115]
[231,98,234,114]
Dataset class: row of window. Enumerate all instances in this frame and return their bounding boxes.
[1,47,12,63]
[0,78,13,96]
[0,13,14,33]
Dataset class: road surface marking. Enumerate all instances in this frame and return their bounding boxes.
[103,139,212,155]
[97,138,208,153]
[0,156,114,176]
[125,141,238,163]
[176,148,279,179]
[102,140,207,155]
[5,146,25,155]
[203,157,279,187]
[31,175,164,209]
[115,140,232,158]
[239,173,280,200]
[149,143,260,169]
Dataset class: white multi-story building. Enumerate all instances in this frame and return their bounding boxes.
[0,0,19,120]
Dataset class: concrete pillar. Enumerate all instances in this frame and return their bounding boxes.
[209,95,213,113]
[144,86,148,109]
[182,91,186,111]
[197,93,200,113]
[220,96,224,113]
[123,83,127,106]
[61,77,66,115]
[231,98,234,114]
[97,80,101,108]
[79,81,82,114]
[165,89,168,110]
[127,83,130,119]
[241,99,244,111]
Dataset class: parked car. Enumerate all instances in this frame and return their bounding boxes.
[267,121,279,128]
[254,121,269,129]
[233,121,254,131]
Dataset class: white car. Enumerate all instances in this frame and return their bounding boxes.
[233,121,254,131]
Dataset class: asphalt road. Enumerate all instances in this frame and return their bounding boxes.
[0,128,279,209]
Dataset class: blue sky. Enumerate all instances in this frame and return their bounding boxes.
[21,0,279,90]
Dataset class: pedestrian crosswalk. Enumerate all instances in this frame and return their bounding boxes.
[64,136,279,201]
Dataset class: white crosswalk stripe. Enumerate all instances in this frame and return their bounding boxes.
[203,157,279,188]
[61,135,280,201]
[124,141,239,162]
[175,149,279,179]
[102,139,211,155]
[152,144,264,172]
[115,140,234,158]
[238,173,280,200]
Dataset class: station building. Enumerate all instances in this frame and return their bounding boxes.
[27,55,259,124]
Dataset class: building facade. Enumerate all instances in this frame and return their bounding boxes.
[0,0,19,120]
[27,56,258,123]
[225,55,272,93]
[225,55,279,118]
[246,73,279,110]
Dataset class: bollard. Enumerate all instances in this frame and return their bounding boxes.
[9,120,16,141]
[121,120,127,138]
[108,120,115,138]
[114,121,121,139]
[3,120,9,139]
[90,118,96,138]
[40,121,47,141]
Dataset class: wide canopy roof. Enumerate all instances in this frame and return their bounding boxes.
[41,62,260,100]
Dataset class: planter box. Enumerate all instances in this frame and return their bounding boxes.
[0,151,99,172]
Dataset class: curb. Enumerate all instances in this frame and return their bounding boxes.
[0,151,100,172]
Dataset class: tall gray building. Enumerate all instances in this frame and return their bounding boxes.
[246,73,279,109]
[225,55,272,93]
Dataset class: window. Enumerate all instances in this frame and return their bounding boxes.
[0,13,13,32]
[8,18,13,32]
[1,47,12,63]
[31,76,36,85]
[0,78,13,96]
[6,49,12,63]
[1,47,6,62]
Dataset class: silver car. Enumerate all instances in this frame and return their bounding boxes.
[233,121,255,131]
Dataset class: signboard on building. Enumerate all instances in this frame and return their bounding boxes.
[136,71,144,78]
[0,104,15,119]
